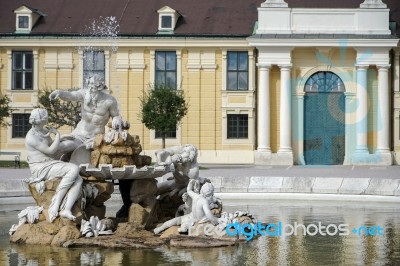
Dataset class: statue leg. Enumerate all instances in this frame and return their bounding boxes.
[154,217,181,234]
[48,164,80,222]
[59,176,83,221]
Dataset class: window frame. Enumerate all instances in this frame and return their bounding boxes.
[18,16,29,29]
[12,51,33,90]
[227,114,249,139]
[12,113,31,138]
[155,51,177,89]
[226,51,249,91]
[161,16,173,30]
[83,50,105,84]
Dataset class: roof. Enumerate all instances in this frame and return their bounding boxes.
[0,0,399,37]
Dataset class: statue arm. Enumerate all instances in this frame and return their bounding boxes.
[186,179,198,199]
[27,130,61,155]
[202,202,218,224]
[49,89,84,102]
[109,98,123,129]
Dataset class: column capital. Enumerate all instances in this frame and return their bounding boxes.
[278,64,292,70]
[377,64,391,70]
[256,63,271,69]
[355,64,369,70]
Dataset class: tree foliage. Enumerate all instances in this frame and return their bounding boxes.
[0,94,12,128]
[37,88,81,129]
[139,84,189,148]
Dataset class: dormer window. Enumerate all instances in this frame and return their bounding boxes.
[18,16,29,29]
[161,16,173,29]
[14,5,46,33]
[157,6,180,33]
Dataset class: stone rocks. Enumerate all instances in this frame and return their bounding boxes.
[128,203,157,230]
[51,225,81,246]
[91,130,144,168]
[10,220,80,247]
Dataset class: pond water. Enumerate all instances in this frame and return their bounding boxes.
[1,199,400,266]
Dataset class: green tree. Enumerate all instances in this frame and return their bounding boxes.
[0,94,12,127]
[37,88,81,129]
[140,84,189,148]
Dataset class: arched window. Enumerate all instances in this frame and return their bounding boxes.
[305,71,345,93]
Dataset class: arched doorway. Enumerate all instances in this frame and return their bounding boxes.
[304,71,345,165]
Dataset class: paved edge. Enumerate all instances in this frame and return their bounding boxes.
[1,176,399,206]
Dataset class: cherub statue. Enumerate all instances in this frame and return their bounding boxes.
[154,179,218,234]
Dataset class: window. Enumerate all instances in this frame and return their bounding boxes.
[155,51,177,88]
[12,114,31,138]
[305,71,345,93]
[12,51,33,90]
[227,114,248,139]
[161,16,172,29]
[83,51,105,84]
[227,51,248,91]
[155,130,177,139]
[18,16,29,29]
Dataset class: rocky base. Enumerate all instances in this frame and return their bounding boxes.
[10,220,239,248]
[63,223,238,248]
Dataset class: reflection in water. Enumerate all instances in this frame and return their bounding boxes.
[1,200,400,265]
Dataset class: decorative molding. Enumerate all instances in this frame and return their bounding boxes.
[261,0,288,8]
[130,50,145,71]
[360,0,387,9]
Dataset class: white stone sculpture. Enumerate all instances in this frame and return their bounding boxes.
[80,216,113,237]
[156,144,200,197]
[49,74,123,157]
[9,206,44,235]
[154,179,219,234]
[25,108,83,222]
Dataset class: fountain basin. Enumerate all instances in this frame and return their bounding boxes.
[79,164,170,180]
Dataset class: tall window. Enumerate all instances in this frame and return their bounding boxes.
[227,51,248,91]
[227,114,248,139]
[83,51,105,83]
[155,51,177,138]
[155,51,177,88]
[12,114,31,138]
[12,51,33,90]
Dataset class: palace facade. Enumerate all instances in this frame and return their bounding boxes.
[0,0,399,165]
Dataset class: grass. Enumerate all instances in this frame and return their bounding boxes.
[0,160,29,168]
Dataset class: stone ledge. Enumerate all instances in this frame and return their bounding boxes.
[2,176,400,202]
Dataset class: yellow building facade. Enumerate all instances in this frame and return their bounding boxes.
[1,0,400,165]
[0,39,257,163]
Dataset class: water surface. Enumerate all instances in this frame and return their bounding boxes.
[1,200,399,265]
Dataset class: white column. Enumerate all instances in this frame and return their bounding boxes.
[376,64,390,153]
[394,49,399,92]
[278,64,292,153]
[256,63,271,152]
[355,64,369,154]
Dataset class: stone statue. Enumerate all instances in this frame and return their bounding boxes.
[154,179,219,234]
[25,108,83,222]
[49,74,123,153]
[156,144,199,197]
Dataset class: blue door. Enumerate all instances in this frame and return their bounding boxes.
[304,72,345,165]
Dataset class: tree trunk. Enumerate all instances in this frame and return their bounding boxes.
[162,133,166,149]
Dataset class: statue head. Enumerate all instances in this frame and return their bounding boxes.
[29,108,48,125]
[200,182,214,203]
[86,74,107,92]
